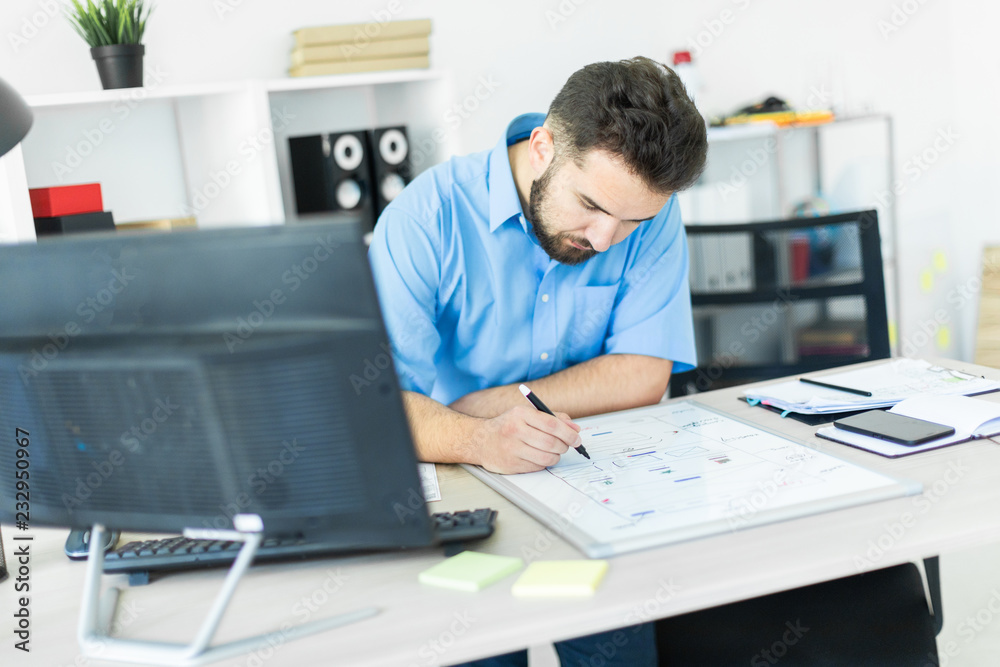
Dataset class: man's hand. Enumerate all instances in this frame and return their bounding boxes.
[468,405,582,474]
[402,391,583,475]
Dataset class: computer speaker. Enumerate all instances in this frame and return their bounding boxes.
[367,126,412,219]
[288,131,373,224]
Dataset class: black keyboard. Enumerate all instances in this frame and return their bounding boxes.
[102,509,497,580]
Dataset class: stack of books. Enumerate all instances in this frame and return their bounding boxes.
[290,19,431,78]
[796,320,870,358]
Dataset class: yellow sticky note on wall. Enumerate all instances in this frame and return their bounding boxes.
[511,560,609,597]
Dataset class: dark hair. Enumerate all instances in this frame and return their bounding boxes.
[545,56,707,194]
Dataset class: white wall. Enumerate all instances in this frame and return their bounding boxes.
[2,0,997,362]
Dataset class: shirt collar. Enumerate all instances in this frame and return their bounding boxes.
[488,113,546,233]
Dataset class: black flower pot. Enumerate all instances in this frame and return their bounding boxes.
[90,44,144,90]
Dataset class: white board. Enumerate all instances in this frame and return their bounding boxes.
[465,400,921,557]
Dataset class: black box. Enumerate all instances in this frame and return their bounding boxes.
[34,211,115,236]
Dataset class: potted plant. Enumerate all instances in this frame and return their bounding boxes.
[67,0,153,90]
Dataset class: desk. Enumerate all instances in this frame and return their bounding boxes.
[4,358,1000,667]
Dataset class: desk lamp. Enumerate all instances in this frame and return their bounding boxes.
[0,76,32,158]
[0,75,31,584]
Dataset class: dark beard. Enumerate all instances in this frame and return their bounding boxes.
[527,161,597,266]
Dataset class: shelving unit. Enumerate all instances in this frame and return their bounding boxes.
[1,69,453,241]
[680,115,899,355]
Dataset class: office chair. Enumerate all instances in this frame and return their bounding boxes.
[670,210,890,397]
[656,211,941,666]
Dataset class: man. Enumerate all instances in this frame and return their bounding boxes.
[370,57,707,666]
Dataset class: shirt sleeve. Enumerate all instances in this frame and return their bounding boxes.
[602,195,697,373]
[368,208,442,396]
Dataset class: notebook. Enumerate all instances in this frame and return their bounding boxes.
[815,395,1000,458]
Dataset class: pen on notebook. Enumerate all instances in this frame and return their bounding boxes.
[518,384,591,460]
[799,377,873,397]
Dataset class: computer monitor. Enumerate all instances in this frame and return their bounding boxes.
[0,222,433,550]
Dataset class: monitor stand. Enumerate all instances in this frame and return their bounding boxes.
[77,521,379,666]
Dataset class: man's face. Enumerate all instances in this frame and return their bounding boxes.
[527,149,669,265]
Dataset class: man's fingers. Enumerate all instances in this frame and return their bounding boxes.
[555,411,581,432]
[516,444,562,470]
[521,410,581,448]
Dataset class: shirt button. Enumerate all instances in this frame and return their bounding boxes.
[541,294,550,303]
[540,352,549,360]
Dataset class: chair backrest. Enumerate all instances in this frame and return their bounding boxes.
[670,209,889,397]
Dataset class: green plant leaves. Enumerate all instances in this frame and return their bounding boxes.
[65,0,153,47]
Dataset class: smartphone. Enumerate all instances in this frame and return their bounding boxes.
[833,410,954,446]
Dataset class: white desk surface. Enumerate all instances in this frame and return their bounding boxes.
[3,357,999,667]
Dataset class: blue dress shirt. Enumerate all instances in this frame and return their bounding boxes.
[369,113,696,405]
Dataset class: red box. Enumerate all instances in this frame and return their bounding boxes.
[29,183,103,218]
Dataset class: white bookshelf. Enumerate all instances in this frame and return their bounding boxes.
[2,69,452,236]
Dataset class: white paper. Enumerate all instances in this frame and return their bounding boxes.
[744,359,1000,414]
[418,462,441,502]
[466,401,918,557]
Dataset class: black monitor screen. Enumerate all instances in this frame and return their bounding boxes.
[0,222,432,549]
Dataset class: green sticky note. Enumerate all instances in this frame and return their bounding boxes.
[511,560,609,597]
[418,551,524,592]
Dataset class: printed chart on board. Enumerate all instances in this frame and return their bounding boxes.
[465,400,921,557]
